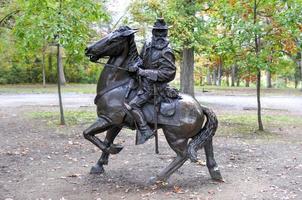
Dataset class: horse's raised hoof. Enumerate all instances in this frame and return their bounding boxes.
[209,167,223,181]
[90,164,105,174]
[107,144,123,154]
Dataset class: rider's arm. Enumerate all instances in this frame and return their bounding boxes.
[137,51,176,82]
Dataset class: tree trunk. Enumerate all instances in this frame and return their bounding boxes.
[217,55,223,86]
[294,63,299,88]
[300,51,302,91]
[231,65,236,87]
[256,69,263,130]
[245,78,250,87]
[57,45,66,85]
[42,49,46,87]
[206,68,212,85]
[226,73,229,86]
[48,51,56,83]
[212,68,217,86]
[57,44,65,125]
[199,74,203,86]
[254,0,263,131]
[180,48,194,96]
[236,78,240,87]
[266,69,272,88]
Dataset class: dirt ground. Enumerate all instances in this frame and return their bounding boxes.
[0,102,302,200]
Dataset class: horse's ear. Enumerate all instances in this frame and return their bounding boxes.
[122,29,138,37]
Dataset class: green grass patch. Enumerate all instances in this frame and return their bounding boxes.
[217,113,302,137]
[195,85,302,96]
[0,83,96,94]
[28,110,96,126]
[219,114,302,125]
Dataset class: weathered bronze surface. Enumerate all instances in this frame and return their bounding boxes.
[83,20,222,184]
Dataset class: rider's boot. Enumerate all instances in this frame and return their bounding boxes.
[130,108,154,145]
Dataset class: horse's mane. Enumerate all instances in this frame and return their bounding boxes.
[115,26,139,64]
[127,34,139,62]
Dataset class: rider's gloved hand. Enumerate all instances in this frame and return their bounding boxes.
[137,68,146,76]
[138,69,157,81]
[128,57,143,72]
[128,64,139,72]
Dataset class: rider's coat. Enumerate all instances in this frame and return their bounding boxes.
[137,37,176,99]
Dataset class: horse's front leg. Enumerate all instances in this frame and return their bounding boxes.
[90,126,122,174]
[83,117,112,152]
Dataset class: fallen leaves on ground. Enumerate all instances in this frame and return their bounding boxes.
[196,159,206,166]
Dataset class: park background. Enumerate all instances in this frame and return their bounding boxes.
[1,0,302,200]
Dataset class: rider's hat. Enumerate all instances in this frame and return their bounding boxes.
[150,18,171,30]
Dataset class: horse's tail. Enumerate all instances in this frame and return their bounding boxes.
[187,106,218,162]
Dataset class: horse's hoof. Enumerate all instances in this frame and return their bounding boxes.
[209,167,223,181]
[147,176,158,185]
[107,144,123,154]
[147,176,168,186]
[90,164,105,174]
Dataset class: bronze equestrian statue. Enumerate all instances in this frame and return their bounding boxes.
[83,20,222,184]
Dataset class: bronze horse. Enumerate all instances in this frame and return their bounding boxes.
[84,26,222,184]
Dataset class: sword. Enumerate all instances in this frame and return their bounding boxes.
[154,84,159,154]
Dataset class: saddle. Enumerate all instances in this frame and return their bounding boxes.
[126,79,181,126]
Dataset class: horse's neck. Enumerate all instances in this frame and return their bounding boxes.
[96,38,139,94]
[96,55,131,93]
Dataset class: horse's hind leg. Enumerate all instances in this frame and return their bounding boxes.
[149,131,188,184]
[204,138,223,180]
[90,126,122,174]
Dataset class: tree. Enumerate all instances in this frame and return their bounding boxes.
[215,0,283,130]
[10,0,108,124]
[13,0,108,84]
[275,0,302,90]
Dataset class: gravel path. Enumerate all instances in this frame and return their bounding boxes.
[1,93,301,114]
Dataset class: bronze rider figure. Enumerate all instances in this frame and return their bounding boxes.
[126,18,176,145]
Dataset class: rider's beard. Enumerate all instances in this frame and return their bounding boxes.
[151,36,169,49]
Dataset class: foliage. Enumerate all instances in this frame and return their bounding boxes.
[1,0,302,86]
[13,0,108,56]
[0,0,108,84]
[129,0,210,52]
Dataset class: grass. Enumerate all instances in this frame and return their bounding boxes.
[0,83,96,94]
[28,110,97,126]
[217,113,302,137]
[27,109,135,136]
[28,108,301,139]
[194,85,302,96]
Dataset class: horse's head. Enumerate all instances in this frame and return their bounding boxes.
[85,26,138,62]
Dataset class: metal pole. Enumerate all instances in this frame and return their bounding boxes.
[154,84,159,154]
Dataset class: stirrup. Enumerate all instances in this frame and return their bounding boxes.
[136,128,154,145]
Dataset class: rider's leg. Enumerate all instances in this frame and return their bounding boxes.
[126,93,153,145]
